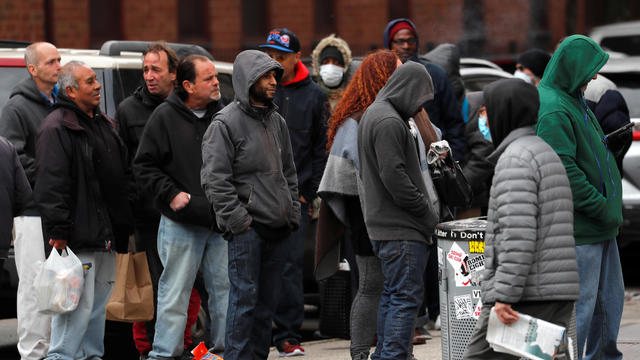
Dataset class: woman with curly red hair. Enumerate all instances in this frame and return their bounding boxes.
[316,50,401,360]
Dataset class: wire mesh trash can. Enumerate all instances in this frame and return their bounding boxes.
[436,217,486,360]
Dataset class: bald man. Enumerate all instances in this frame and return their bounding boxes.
[0,41,61,360]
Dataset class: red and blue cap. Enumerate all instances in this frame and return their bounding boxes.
[259,28,300,53]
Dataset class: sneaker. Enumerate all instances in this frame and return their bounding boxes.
[278,341,305,357]
[413,326,432,344]
[434,315,441,330]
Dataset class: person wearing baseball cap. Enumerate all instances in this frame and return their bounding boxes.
[260,28,329,357]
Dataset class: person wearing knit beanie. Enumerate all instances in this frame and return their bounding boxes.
[514,48,551,86]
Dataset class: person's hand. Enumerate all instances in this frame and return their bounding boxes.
[494,302,519,326]
[299,195,313,217]
[49,239,67,250]
[170,192,191,212]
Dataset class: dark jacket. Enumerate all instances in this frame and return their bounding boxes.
[134,92,223,229]
[423,43,465,109]
[0,137,32,258]
[35,95,132,252]
[462,91,494,209]
[584,76,632,175]
[383,18,466,162]
[115,85,165,224]
[0,78,56,214]
[358,61,440,243]
[201,50,301,235]
[274,60,329,202]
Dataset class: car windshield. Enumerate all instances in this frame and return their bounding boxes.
[0,67,30,113]
[603,72,640,118]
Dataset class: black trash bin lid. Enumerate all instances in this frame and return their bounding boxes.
[435,217,486,241]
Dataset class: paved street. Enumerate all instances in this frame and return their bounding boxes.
[267,289,640,359]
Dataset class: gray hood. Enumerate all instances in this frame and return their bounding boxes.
[422,43,461,76]
[584,74,617,103]
[232,50,284,108]
[375,61,434,120]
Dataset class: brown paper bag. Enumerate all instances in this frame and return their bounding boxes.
[106,252,154,322]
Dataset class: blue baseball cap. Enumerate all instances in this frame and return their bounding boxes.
[259,28,300,53]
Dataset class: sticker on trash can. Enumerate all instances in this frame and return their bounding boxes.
[472,298,483,320]
[466,254,485,273]
[454,294,474,319]
[469,240,485,253]
[447,242,481,287]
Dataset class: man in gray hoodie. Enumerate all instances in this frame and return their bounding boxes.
[201,50,300,360]
[357,61,440,360]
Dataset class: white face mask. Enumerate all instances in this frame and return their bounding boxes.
[513,70,533,84]
[319,64,344,88]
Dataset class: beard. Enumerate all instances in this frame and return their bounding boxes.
[250,85,275,105]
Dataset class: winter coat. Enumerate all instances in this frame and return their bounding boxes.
[115,85,165,225]
[201,50,301,235]
[481,127,579,304]
[584,75,632,175]
[311,34,356,109]
[358,61,440,243]
[383,18,466,162]
[423,43,465,109]
[274,60,329,202]
[462,91,494,209]
[133,92,223,229]
[35,95,132,252]
[0,78,56,214]
[536,35,622,245]
[0,137,32,258]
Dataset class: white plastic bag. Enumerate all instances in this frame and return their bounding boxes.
[34,247,84,314]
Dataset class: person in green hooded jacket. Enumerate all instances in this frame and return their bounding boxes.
[536,35,624,360]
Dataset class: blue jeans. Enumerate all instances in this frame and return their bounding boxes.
[575,238,624,360]
[224,228,289,360]
[149,216,229,359]
[370,240,429,360]
[46,251,115,360]
[272,202,309,347]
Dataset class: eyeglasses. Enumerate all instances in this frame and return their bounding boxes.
[391,38,417,46]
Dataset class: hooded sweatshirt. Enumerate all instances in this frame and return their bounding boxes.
[383,18,466,162]
[0,77,57,214]
[536,35,622,245]
[201,50,301,236]
[133,92,223,229]
[480,79,578,304]
[358,61,440,243]
[423,43,465,108]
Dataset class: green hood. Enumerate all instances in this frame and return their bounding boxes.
[540,35,609,95]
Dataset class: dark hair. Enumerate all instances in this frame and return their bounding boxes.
[175,54,210,100]
[145,41,179,73]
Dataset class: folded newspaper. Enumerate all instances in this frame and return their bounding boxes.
[486,307,572,360]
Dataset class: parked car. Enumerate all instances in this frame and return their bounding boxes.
[589,20,640,57]
[461,66,514,92]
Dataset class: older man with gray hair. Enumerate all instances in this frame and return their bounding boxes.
[0,41,61,360]
[35,61,132,360]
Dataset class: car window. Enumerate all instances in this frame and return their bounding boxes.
[601,35,640,56]
[463,75,508,92]
[601,72,640,118]
[0,67,30,114]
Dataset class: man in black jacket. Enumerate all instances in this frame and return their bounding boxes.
[0,41,60,360]
[114,41,188,356]
[259,28,328,357]
[134,54,229,359]
[201,49,300,360]
[35,61,133,360]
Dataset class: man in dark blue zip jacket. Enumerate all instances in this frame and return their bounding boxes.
[260,28,329,356]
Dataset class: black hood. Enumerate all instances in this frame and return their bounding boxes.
[484,79,539,147]
[133,85,165,108]
[54,92,100,121]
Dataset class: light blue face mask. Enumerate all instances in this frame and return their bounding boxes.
[478,115,492,142]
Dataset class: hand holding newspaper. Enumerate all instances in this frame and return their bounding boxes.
[486,307,573,360]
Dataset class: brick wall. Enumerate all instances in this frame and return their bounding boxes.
[49,0,90,49]
[334,0,388,55]
[209,0,242,61]
[122,0,177,42]
[0,0,45,42]
[413,0,464,52]
[483,0,530,55]
[269,0,315,55]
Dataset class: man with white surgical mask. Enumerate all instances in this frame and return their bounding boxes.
[311,34,357,110]
[513,48,551,86]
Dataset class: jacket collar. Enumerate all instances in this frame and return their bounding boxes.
[487,126,536,165]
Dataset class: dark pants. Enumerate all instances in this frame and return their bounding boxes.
[464,301,575,360]
[370,240,429,360]
[272,202,309,347]
[225,229,288,360]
